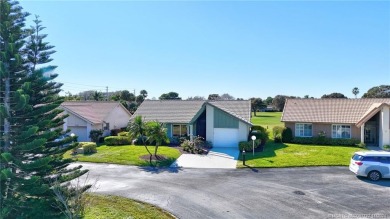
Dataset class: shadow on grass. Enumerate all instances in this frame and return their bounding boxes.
[239,142,288,162]
[356,176,390,187]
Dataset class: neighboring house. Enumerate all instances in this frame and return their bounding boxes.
[60,101,132,142]
[281,98,390,149]
[130,100,252,148]
[261,105,276,112]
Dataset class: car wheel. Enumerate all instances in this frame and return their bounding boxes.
[368,170,381,181]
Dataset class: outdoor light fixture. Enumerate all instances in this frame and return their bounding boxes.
[251,135,256,156]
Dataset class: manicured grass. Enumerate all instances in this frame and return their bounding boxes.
[237,142,364,168]
[85,193,174,219]
[251,112,283,130]
[64,145,181,167]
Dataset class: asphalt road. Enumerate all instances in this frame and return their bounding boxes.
[73,163,390,219]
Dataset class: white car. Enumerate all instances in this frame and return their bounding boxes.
[349,151,390,181]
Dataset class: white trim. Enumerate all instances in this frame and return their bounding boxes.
[331,124,352,139]
[295,123,312,137]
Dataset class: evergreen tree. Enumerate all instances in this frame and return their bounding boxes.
[1,1,88,218]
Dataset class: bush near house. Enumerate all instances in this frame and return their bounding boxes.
[291,137,360,146]
[180,136,212,154]
[248,129,268,146]
[117,131,129,136]
[239,140,261,152]
[104,136,132,146]
[281,127,293,143]
[79,142,97,154]
[89,129,103,143]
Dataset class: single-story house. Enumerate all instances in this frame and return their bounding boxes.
[281,98,390,149]
[60,101,132,141]
[130,100,252,148]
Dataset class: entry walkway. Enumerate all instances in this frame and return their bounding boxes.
[170,147,240,169]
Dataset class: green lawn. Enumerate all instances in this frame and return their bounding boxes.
[85,193,174,219]
[237,142,364,168]
[251,112,283,130]
[64,145,181,167]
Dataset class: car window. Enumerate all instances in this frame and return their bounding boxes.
[362,156,378,162]
[352,154,364,161]
[379,157,390,164]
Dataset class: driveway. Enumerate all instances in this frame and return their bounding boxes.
[75,163,390,219]
[170,147,239,168]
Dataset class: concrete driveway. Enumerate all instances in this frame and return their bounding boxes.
[75,163,390,219]
[170,147,239,169]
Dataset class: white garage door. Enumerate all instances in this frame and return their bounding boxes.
[69,126,88,142]
[213,128,239,148]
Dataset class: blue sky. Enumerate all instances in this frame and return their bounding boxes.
[22,0,389,100]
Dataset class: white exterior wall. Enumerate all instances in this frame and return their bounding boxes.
[65,111,88,127]
[104,105,132,130]
[380,106,390,148]
[238,121,250,142]
[206,105,214,143]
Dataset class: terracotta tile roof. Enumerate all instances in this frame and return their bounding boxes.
[131,100,252,124]
[61,101,130,124]
[281,98,390,124]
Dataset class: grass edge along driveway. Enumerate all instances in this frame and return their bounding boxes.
[237,142,364,168]
[85,193,175,219]
[64,145,181,167]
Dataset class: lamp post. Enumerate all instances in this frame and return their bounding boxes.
[251,135,256,156]
[70,133,75,144]
[242,149,246,166]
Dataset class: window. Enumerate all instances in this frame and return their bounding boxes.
[172,124,187,137]
[332,125,351,139]
[295,123,312,137]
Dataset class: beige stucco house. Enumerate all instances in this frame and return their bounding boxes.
[60,101,132,142]
[281,98,390,149]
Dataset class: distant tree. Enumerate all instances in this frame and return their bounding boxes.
[272,95,288,112]
[159,92,181,100]
[120,90,135,102]
[146,122,169,156]
[220,93,235,100]
[64,91,80,101]
[352,87,359,98]
[321,93,347,99]
[127,102,138,113]
[264,96,273,105]
[91,91,104,101]
[250,98,265,116]
[136,95,145,104]
[362,85,390,98]
[110,93,121,101]
[140,90,148,98]
[304,95,309,99]
[187,96,205,100]
[236,98,244,100]
[208,94,221,100]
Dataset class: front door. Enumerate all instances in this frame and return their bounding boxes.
[365,125,377,146]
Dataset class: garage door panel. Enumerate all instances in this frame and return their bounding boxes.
[69,126,88,142]
[213,128,238,148]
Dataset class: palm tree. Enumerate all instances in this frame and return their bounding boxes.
[127,116,152,158]
[146,121,169,156]
[140,89,148,98]
[352,87,359,98]
[92,91,103,101]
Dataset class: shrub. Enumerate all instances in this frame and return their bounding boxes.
[251,125,267,133]
[272,126,284,139]
[239,140,260,152]
[249,130,268,146]
[180,136,210,154]
[89,129,103,143]
[383,145,390,151]
[274,134,282,143]
[291,137,360,146]
[104,136,132,146]
[110,129,121,136]
[79,142,97,154]
[117,131,129,136]
[281,127,293,143]
[357,142,366,148]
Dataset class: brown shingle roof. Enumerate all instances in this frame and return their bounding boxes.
[131,100,252,124]
[61,101,130,124]
[281,98,390,124]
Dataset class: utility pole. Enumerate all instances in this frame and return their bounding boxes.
[106,86,108,101]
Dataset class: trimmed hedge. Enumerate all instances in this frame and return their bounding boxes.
[78,142,97,154]
[281,127,293,143]
[291,137,360,146]
[239,140,261,152]
[117,131,129,136]
[104,136,132,146]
